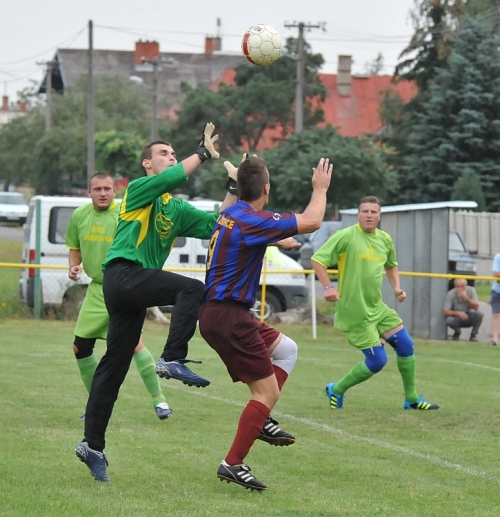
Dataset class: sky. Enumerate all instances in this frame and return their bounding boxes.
[1,0,416,102]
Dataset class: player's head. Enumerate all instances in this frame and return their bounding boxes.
[88,172,116,211]
[237,156,270,203]
[141,141,177,176]
[358,195,381,233]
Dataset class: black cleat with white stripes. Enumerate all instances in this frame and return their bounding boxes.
[217,461,267,491]
[257,416,296,446]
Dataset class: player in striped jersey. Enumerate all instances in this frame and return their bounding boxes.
[199,155,332,490]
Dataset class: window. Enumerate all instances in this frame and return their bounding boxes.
[0,193,25,204]
[173,237,186,247]
[48,207,77,244]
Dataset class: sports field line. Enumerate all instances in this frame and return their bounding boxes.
[436,358,500,372]
[165,384,500,484]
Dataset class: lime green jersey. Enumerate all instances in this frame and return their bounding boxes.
[103,162,217,270]
[311,223,398,331]
[66,201,120,283]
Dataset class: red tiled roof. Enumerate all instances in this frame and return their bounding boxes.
[210,70,417,147]
[211,68,236,90]
[316,73,417,137]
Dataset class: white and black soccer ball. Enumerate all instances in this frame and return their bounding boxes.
[241,24,282,66]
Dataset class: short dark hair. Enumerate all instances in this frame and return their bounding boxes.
[88,171,114,189]
[140,140,173,175]
[237,156,269,202]
[359,196,381,209]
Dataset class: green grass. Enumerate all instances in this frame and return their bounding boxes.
[1,319,499,516]
[0,237,32,318]
[475,281,491,303]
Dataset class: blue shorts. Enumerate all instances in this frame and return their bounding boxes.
[491,291,500,314]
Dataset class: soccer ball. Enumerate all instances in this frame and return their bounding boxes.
[241,24,282,66]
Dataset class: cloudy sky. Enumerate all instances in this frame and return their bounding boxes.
[1,0,415,100]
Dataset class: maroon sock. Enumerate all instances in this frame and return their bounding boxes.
[225,400,270,465]
[273,365,288,391]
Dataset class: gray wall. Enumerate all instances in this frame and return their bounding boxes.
[341,208,450,339]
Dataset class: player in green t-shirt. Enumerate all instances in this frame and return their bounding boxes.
[66,172,171,421]
[76,123,238,482]
[312,196,439,411]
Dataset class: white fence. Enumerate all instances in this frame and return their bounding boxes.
[449,210,500,258]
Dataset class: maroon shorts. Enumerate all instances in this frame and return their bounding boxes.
[199,301,281,383]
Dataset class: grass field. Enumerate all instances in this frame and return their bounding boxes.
[1,319,499,517]
[0,236,31,319]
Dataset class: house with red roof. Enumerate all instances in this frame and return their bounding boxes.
[213,55,417,150]
[40,38,416,148]
[317,56,416,137]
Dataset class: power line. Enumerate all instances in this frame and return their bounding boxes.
[0,26,86,66]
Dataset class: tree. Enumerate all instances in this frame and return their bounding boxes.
[451,170,486,211]
[381,2,467,187]
[0,111,45,190]
[364,53,385,76]
[0,75,168,193]
[173,37,326,158]
[95,130,148,180]
[196,127,397,215]
[265,128,396,214]
[396,0,465,90]
[397,16,500,211]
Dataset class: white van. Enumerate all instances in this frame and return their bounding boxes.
[19,196,308,319]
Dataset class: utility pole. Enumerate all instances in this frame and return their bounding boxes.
[141,57,161,142]
[45,61,52,132]
[141,56,175,141]
[37,59,57,132]
[284,21,326,133]
[151,59,159,142]
[87,19,95,184]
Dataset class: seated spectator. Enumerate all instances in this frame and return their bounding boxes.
[444,278,483,342]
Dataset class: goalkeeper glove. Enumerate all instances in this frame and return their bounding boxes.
[224,153,248,195]
[195,122,220,162]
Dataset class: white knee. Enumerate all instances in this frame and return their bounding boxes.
[270,334,298,374]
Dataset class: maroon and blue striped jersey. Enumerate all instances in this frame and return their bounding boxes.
[203,200,298,306]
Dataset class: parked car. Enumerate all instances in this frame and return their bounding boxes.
[448,228,477,289]
[0,192,29,225]
[299,221,343,271]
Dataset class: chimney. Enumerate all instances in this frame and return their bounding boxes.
[337,55,352,96]
[20,101,27,112]
[205,36,221,55]
[2,95,8,111]
[134,40,160,65]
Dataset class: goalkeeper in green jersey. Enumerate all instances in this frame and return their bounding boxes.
[76,123,238,483]
[66,172,172,421]
[311,196,439,411]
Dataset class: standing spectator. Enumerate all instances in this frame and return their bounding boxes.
[312,196,439,412]
[489,253,500,346]
[199,155,332,491]
[75,123,237,483]
[443,278,483,341]
[66,172,172,420]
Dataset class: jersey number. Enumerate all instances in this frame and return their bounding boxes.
[206,229,220,269]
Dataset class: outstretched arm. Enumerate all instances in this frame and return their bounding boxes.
[181,122,220,177]
[295,158,333,234]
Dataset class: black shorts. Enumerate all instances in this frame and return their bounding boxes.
[199,301,280,383]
